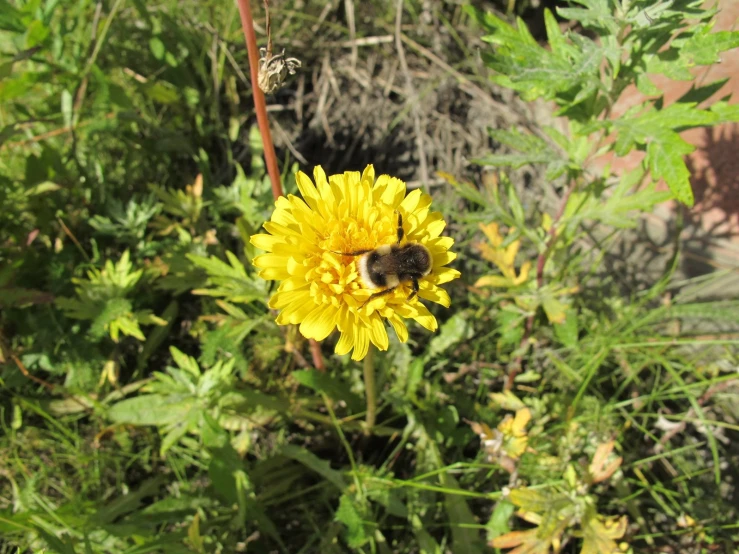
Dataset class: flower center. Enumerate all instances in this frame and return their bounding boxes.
[306,205,397,305]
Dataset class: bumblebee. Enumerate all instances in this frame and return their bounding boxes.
[334,212,433,306]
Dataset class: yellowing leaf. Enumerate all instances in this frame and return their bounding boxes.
[475,275,513,288]
[542,295,567,324]
[475,223,532,289]
[490,391,527,411]
[508,488,549,513]
[581,512,627,554]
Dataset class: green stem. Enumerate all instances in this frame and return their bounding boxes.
[363,345,377,434]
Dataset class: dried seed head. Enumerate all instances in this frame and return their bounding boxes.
[258,47,301,94]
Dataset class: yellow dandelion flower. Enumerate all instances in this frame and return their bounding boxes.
[250,165,460,361]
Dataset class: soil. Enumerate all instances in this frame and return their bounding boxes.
[264,1,738,298]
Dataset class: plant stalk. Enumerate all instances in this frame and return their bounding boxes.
[363,345,377,434]
[235,0,282,200]
[235,0,326,371]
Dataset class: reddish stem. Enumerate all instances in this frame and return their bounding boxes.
[235,0,283,200]
[504,179,578,391]
[309,339,326,371]
[235,0,326,371]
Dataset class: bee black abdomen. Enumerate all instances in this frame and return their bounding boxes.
[395,244,432,278]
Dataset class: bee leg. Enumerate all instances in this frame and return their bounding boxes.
[407,276,420,301]
[330,248,373,257]
[360,287,396,308]
[395,210,404,245]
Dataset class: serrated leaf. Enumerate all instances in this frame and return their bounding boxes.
[681,29,739,66]
[169,346,201,377]
[108,394,196,426]
[335,494,368,548]
[710,101,739,124]
[438,171,488,206]
[465,5,605,107]
[635,73,661,96]
[646,134,694,206]
[188,252,266,304]
[543,9,566,55]
[557,0,618,34]
[160,420,190,455]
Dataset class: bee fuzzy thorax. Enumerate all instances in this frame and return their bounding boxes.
[359,253,396,290]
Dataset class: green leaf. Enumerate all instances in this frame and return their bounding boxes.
[188,251,266,305]
[335,494,369,548]
[635,73,661,96]
[291,369,363,413]
[201,414,270,547]
[667,300,739,321]
[556,0,618,34]
[279,445,347,491]
[160,420,191,455]
[91,478,164,525]
[646,133,694,206]
[108,394,196,426]
[25,181,60,195]
[424,312,472,361]
[497,304,527,350]
[486,500,515,543]
[169,346,201,377]
[442,474,485,554]
[25,19,49,48]
[149,36,165,60]
[543,9,566,55]
[465,4,607,111]
[137,301,178,371]
[142,81,179,104]
[504,178,525,225]
[0,1,25,31]
[34,527,77,554]
[681,29,739,66]
[710,101,739,124]
[553,306,579,347]
[61,89,73,128]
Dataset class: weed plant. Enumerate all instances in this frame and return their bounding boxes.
[1,1,738,553]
